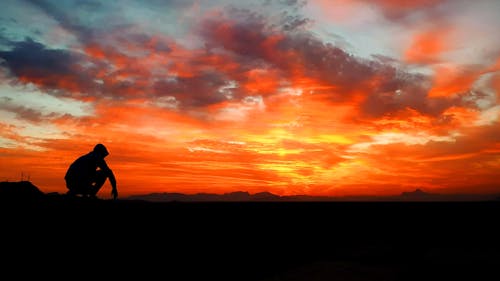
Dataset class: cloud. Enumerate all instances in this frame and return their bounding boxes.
[199,8,473,119]
[357,0,446,21]
[0,34,235,109]
[25,0,95,43]
[0,98,49,122]
[0,37,99,95]
[0,6,478,120]
[404,26,452,64]
[348,131,457,153]
[475,105,500,126]
[153,72,232,107]
[200,12,375,93]
[0,83,93,123]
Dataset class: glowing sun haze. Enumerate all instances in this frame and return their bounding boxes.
[1,0,500,197]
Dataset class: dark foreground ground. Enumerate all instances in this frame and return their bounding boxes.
[2,195,500,280]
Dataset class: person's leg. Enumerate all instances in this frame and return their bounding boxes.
[90,170,108,196]
[66,179,81,196]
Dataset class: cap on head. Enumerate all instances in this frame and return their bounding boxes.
[93,143,109,157]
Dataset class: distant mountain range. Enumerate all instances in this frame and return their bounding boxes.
[125,188,500,202]
[1,181,499,202]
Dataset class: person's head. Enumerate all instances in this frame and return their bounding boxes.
[93,143,109,158]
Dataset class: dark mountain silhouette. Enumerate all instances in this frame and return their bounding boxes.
[398,188,500,201]
[125,190,282,202]
[125,188,500,202]
[0,180,44,200]
[401,188,430,198]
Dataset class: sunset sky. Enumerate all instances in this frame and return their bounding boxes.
[1,0,500,198]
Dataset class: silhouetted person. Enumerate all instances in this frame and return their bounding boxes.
[65,143,118,199]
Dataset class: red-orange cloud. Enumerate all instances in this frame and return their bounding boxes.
[404,27,452,64]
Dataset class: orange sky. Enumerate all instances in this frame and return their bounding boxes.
[1,0,500,198]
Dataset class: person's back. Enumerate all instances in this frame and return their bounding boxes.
[65,152,102,184]
[65,144,118,199]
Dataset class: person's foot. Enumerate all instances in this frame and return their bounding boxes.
[66,190,76,197]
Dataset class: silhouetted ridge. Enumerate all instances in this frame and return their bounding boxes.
[252,191,280,200]
[0,180,115,205]
[401,188,433,198]
[126,189,500,202]
[0,181,44,200]
[126,191,282,202]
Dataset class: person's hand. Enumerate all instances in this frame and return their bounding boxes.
[111,188,118,200]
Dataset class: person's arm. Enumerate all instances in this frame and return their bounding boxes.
[99,159,118,199]
[109,169,118,199]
